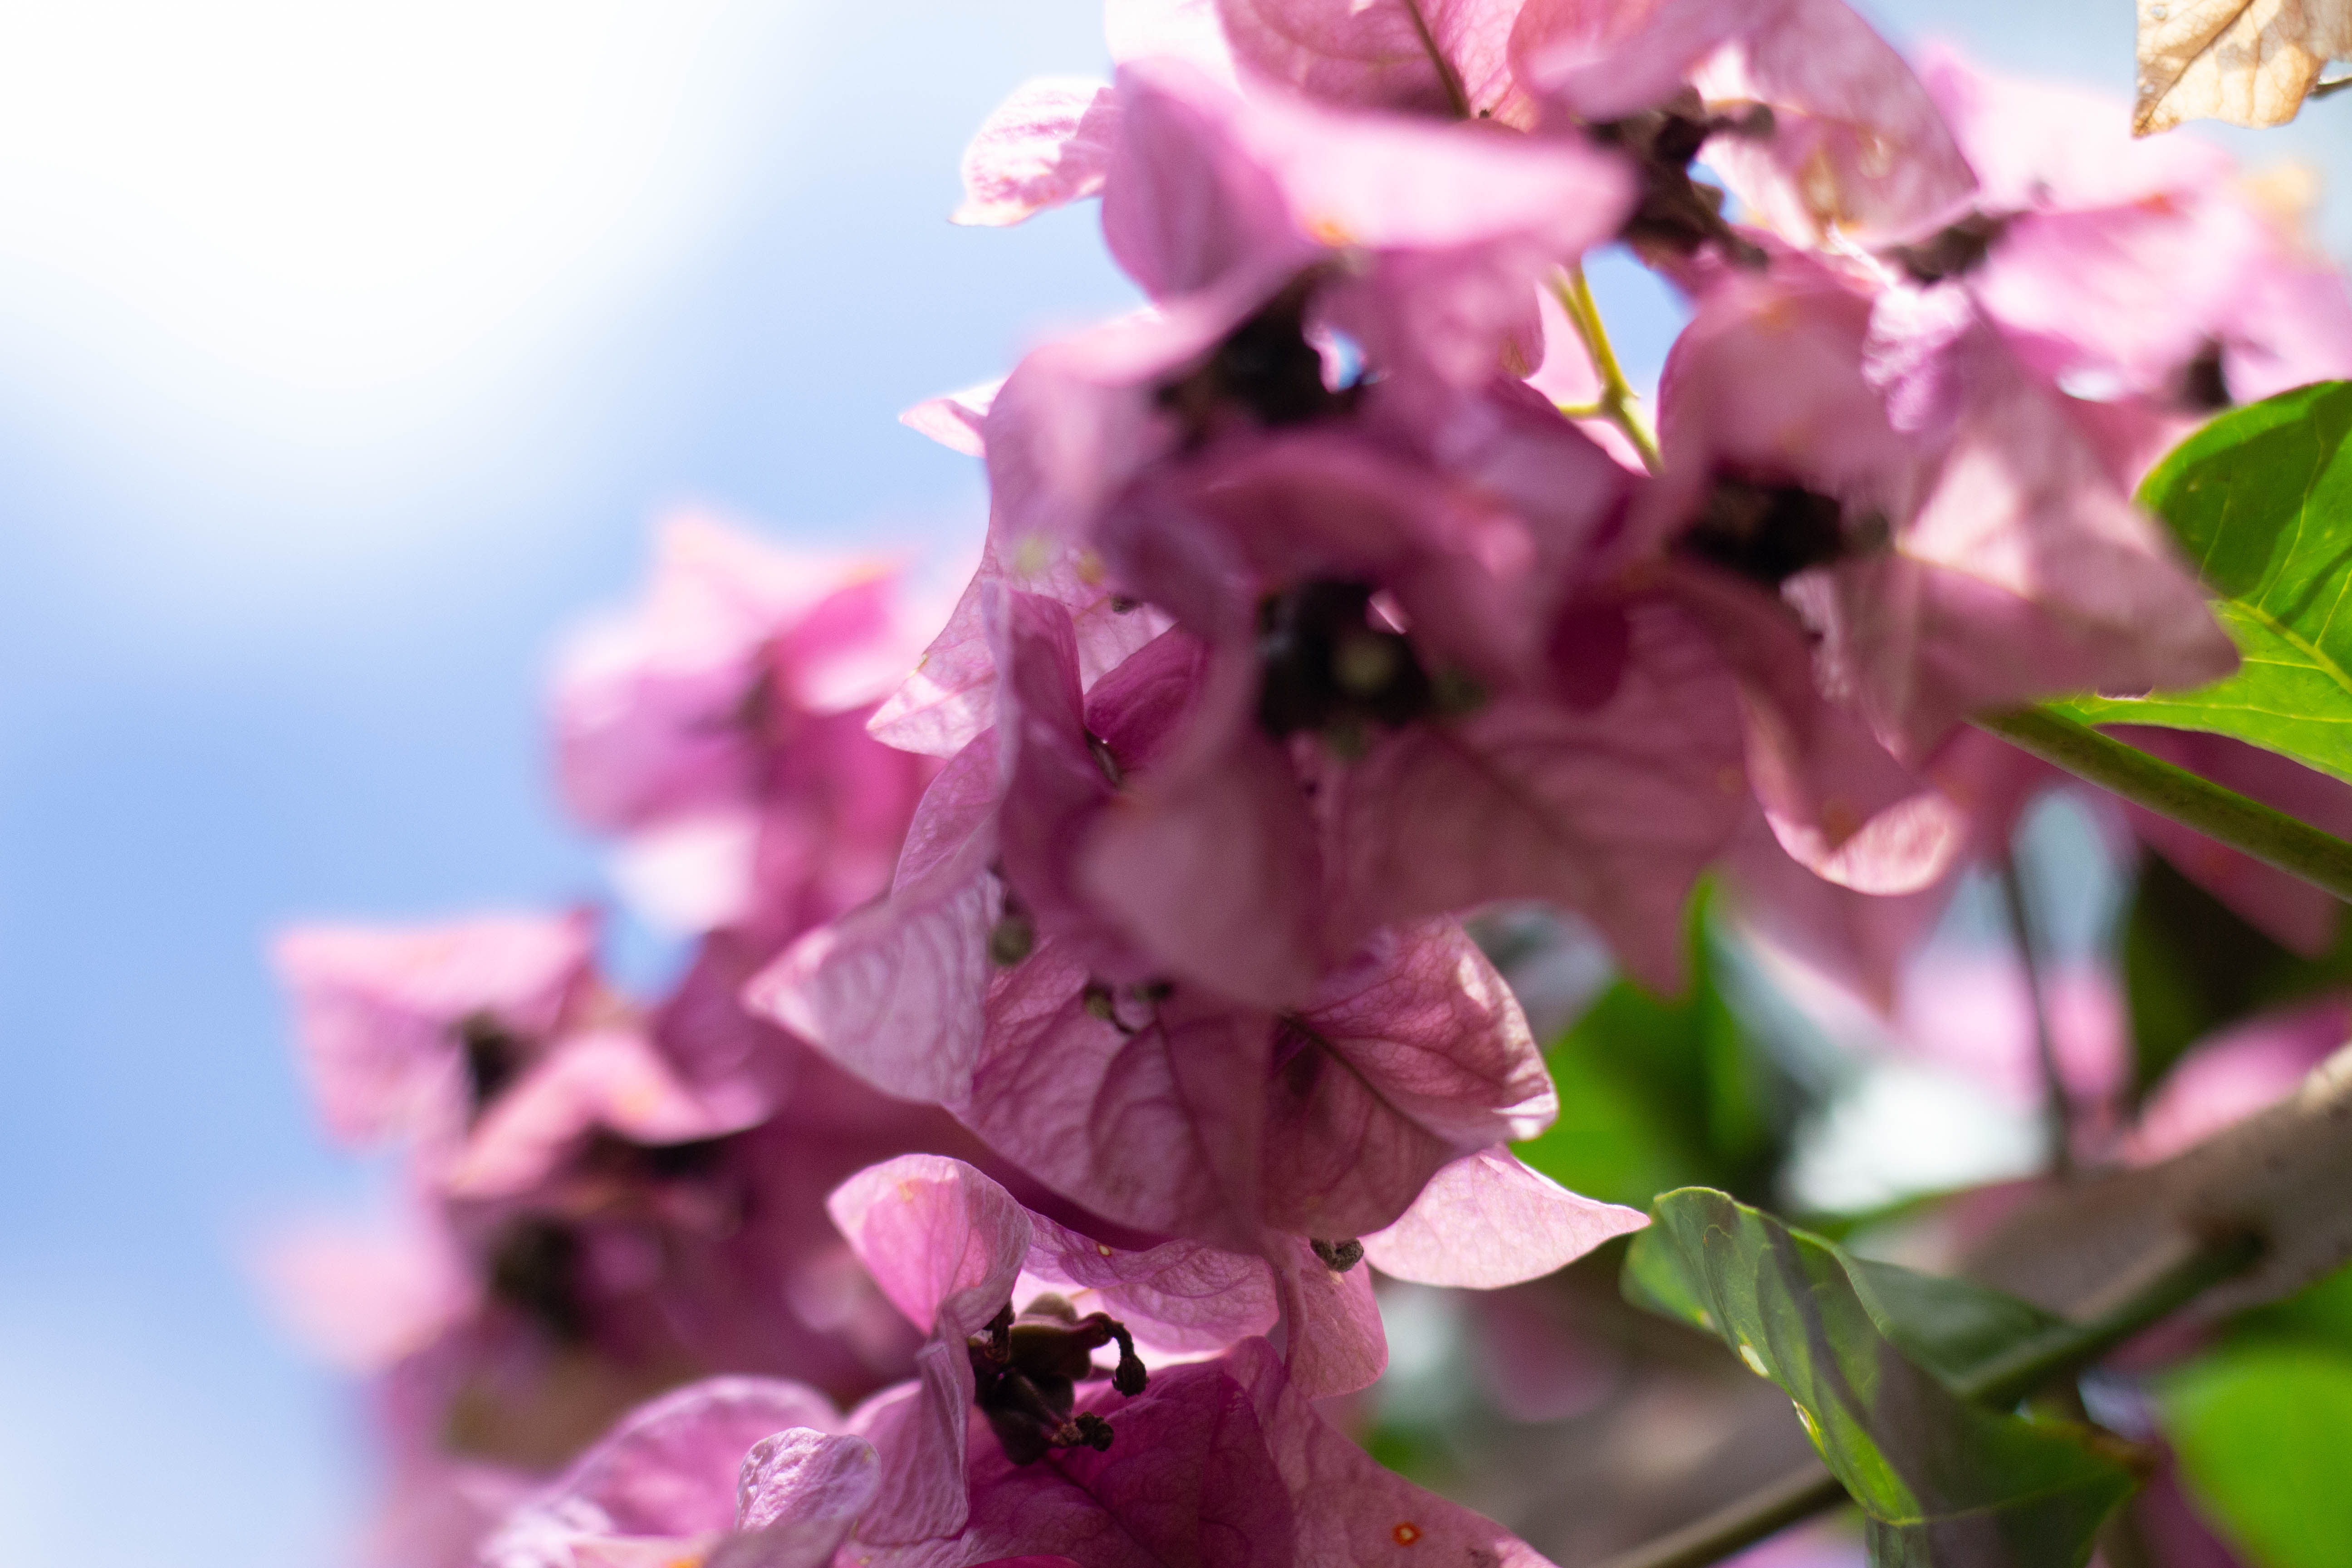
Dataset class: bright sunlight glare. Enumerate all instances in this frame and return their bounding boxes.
[0,1,758,393]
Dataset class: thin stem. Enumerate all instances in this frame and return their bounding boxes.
[1997,849,2073,1178]
[1974,707,2352,906]
[1584,1228,2262,1568]
[2313,75,2351,100]
[1589,1467,1846,1568]
[1551,266,1662,474]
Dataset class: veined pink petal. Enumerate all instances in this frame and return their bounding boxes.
[1261,921,1554,1237]
[1022,1215,1282,1354]
[899,379,1003,458]
[954,77,1122,227]
[444,1026,763,1199]
[1215,0,1531,121]
[724,1426,882,1568]
[963,948,1273,1243]
[1512,0,1758,121]
[271,909,596,1146]
[1266,1235,1388,1397]
[1225,1336,1555,1565]
[826,1156,1033,1338]
[1359,1145,1646,1286]
[482,1377,844,1563]
[1327,599,1746,992]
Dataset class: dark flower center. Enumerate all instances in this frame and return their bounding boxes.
[1886,211,2011,284]
[1157,277,1361,443]
[1591,89,1773,268]
[1310,1238,1365,1272]
[2175,339,2232,412]
[1680,472,1852,587]
[487,1218,587,1343]
[1256,579,1436,744]
[969,1295,1148,1465]
[458,1014,529,1117]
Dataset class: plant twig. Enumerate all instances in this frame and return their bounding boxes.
[1974,707,2352,906]
[1584,1227,2262,1568]
[1997,849,2073,1177]
[1551,265,1662,474]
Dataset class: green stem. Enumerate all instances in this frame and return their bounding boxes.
[1996,850,2073,1178]
[1550,266,1662,474]
[1586,1229,2262,1568]
[1974,707,2352,905]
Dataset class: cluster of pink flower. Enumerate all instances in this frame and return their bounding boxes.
[266,2,2352,1566]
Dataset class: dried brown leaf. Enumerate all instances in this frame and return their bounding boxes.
[2134,0,2352,135]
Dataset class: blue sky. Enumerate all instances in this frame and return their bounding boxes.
[0,3,2339,1563]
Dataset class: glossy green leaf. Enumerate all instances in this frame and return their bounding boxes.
[1626,1189,2136,1568]
[2052,381,2352,783]
[2160,1346,2352,1568]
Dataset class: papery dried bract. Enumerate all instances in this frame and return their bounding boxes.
[2134,0,2352,134]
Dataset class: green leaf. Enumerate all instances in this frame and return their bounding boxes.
[1512,899,1803,1210]
[1626,1189,2137,1568]
[2160,1346,2352,1568]
[2051,381,2352,783]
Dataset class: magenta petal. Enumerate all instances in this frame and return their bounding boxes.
[488,1377,843,1552]
[1360,1146,1646,1287]
[1511,0,1754,122]
[1665,563,1960,895]
[900,379,1002,458]
[2127,996,2352,1164]
[1261,921,1553,1237]
[445,1026,761,1199]
[1328,600,1746,992]
[1266,1234,1388,1398]
[965,949,1273,1243]
[954,77,1121,227]
[1024,1215,1282,1353]
[951,1359,1297,1568]
[826,1155,1033,1338]
[711,1429,882,1568]
[271,910,595,1146]
[744,873,995,1106]
[1225,1336,1556,1565]
[1720,809,1956,1013]
[828,1157,1034,1545]
[1691,0,1976,247]
[1215,0,1528,120]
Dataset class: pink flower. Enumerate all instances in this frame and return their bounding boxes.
[552,514,935,941]
[1512,0,1976,250]
[1210,0,1537,123]
[1905,49,2352,417]
[2127,995,2352,1164]
[1643,254,2235,766]
[480,1377,877,1568]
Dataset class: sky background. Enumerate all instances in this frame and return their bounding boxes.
[0,3,2342,1564]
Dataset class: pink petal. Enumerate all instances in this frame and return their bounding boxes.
[1260,921,1554,1237]
[1665,562,1961,895]
[1266,1234,1388,1398]
[725,1426,882,1568]
[1225,1336,1557,1564]
[825,1155,1033,1338]
[495,1377,843,1545]
[1107,0,1241,80]
[441,1026,762,1199]
[1023,1216,1282,1354]
[963,948,1274,1243]
[1082,653,1328,1008]
[950,1358,1297,1568]
[1215,0,1531,120]
[2127,995,2352,1164]
[1359,1145,1647,1286]
[954,78,1122,227]
[899,379,1003,458]
[270,910,596,1145]
[1512,0,1755,121]
[1327,599,1747,992]
[1690,0,1976,247]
